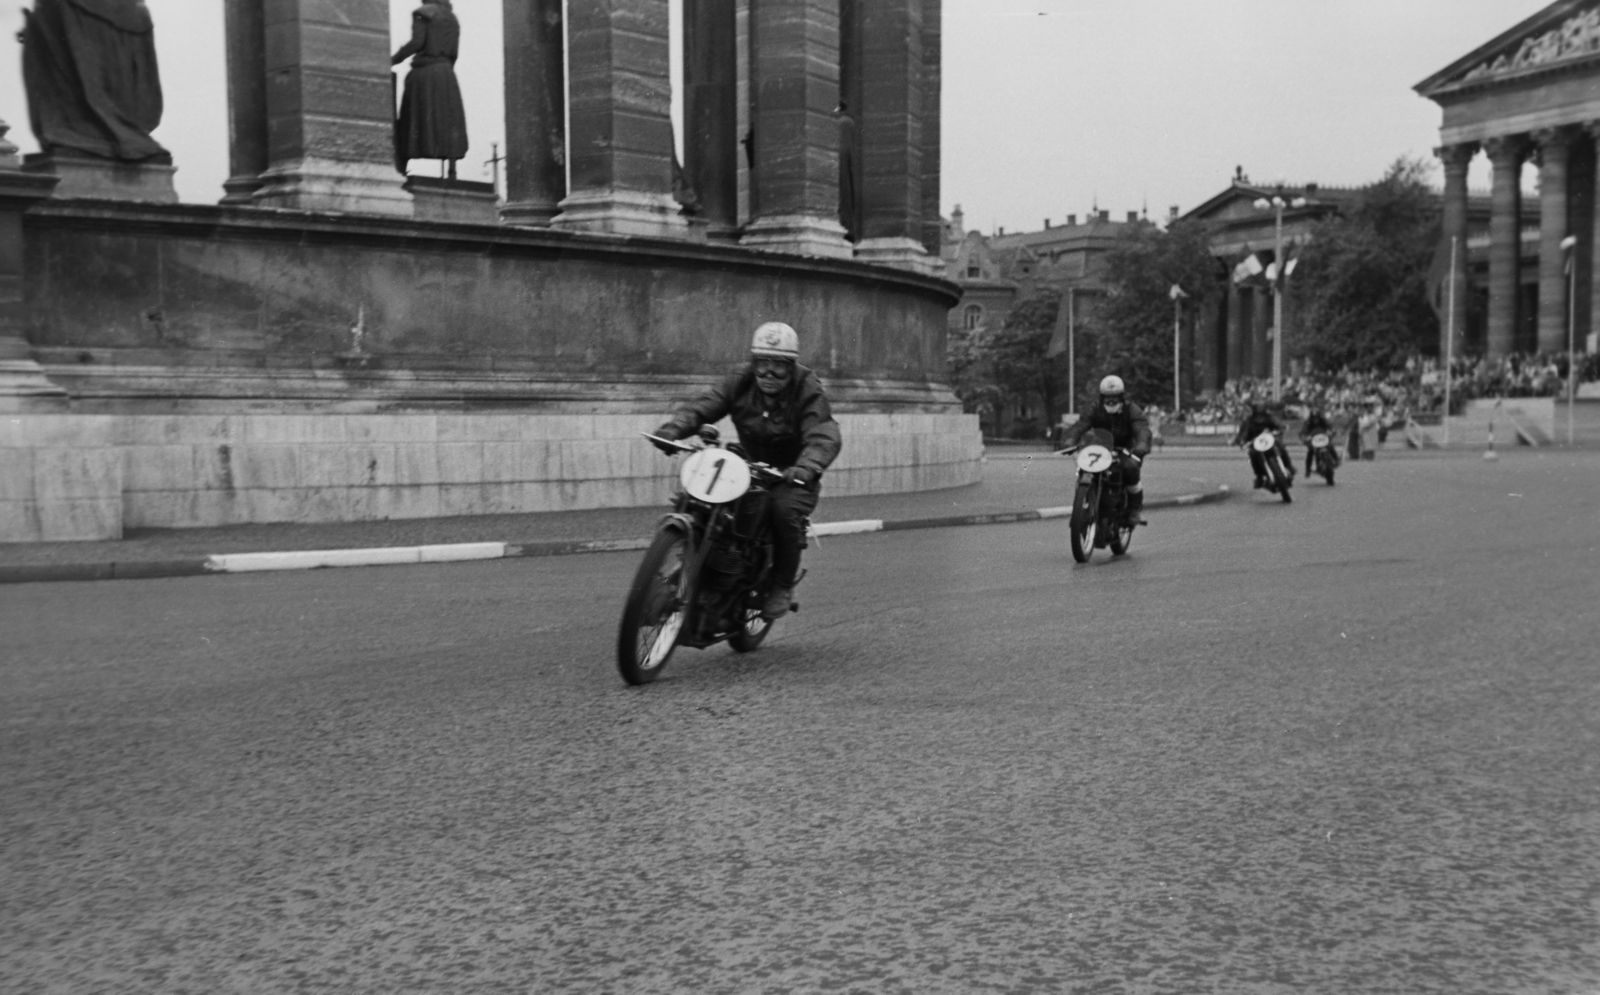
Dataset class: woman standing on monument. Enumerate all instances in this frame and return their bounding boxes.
[392,1,469,178]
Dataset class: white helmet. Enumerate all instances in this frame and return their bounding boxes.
[1099,375,1126,397]
[750,321,800,360]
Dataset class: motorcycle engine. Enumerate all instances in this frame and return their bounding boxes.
[705,545,747,590]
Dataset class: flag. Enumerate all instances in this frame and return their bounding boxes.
[1046,292,1070,357]
[1232,253,1264,284]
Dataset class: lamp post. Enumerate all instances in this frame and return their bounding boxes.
[1253,194,1307,401]
[1169,283,1188,415]
[1563,233,1578,445]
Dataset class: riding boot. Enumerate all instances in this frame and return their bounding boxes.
[1126,490,1147,526]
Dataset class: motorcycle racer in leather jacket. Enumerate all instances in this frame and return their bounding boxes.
[1057,375,1152,525]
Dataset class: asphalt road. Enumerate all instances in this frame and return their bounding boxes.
[4,450,1598,994]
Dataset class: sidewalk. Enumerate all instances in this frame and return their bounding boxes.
[0,455,1231,582]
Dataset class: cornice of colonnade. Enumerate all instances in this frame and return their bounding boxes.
[20,197,963,305]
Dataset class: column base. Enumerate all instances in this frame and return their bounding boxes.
[740,214,854,259]
[0,336,70,411]
[404,176,499,224]
[551,189,691,238]
[854,236,939,275]
[500,199,562,227]
[252,158,413,217]
[221,174,264,204]
[24,151,177,204]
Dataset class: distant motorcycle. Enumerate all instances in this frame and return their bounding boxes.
[1307,432,1337,485]
[1065,428,1137,563]
[617,427,798,685]
[1249,431,1293,503]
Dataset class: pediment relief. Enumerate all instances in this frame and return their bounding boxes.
[1461,5,1600,84]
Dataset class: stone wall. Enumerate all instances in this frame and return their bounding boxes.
[6,201,979,541]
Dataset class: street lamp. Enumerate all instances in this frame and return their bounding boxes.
[1253,194,1307,401]
[1563,233,1578,445]
[1169,283,1188,415]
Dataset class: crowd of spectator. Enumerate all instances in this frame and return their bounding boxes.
[1179,351,1598,431]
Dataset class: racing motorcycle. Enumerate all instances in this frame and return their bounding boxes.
[617,427,798,685]
[1249,431,1294,503]
[1307,431,1337,485]
[1065,428,1136,563]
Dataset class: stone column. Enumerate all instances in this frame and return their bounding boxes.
[554,0,686,237]
[253,0,410,215]
[1436,142,1476,359]
[919,0,942,260]
[852,0,931,273]
[1485,135,1529,358]
[501,0,567,226]
[1226,280,1245,383]
[222,0,269,203]
[741,0,853,258]
[1252,283,1272,379]
[683,0,739,240]
[1536,128,1574,354]
[0,121,67,411]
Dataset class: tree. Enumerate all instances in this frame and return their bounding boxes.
[1093,219,1221,407]
[944,293,1072,438]
[1293,157,1441,370]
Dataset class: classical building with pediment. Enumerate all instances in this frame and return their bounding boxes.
[1417,0,1600,360]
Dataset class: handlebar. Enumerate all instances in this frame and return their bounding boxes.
[640,432,784,480]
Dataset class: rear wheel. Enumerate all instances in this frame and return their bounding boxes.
[1069,480,1098,563]
[729,597,775,652]
[617,529,692,685]
[1319,451,1336,485]
[1108,510,1135,556]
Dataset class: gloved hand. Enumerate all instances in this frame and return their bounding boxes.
[650,425,681,454]
[782,466,814,487]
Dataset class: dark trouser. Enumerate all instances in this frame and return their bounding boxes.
[1118,453,1143,490]
[1305,445,1340,475]
[1248,443,1292,480]
[766,480,819,586]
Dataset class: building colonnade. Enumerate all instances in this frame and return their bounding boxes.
[219,0,942,274]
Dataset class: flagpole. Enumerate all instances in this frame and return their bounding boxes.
[1444,236,1456,447]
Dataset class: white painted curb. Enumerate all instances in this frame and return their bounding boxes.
[811,519,884,536]
[207,542,509,573]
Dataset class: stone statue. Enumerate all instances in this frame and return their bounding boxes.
[20,0,167,162]
[392,1,469,177]
[835,100,860,242]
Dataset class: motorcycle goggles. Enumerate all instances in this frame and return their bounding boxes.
[753,358,792,375]
[1102,397,1125,411]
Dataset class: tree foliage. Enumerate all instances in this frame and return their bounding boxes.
[1093,219,1221,407]
[1293,157,1441,371]
[947,292,1071,435]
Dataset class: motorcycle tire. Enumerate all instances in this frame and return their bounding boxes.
[1108,518,1134,556]
[1069,481,1098,564]
[1270,457,1293,503]
[729,599,774,653]
[617,528,692,685]
[1319,453,1335,485]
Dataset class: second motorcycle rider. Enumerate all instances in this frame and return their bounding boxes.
[652,322,842,620]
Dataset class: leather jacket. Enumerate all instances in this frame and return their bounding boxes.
[659,363,843,479]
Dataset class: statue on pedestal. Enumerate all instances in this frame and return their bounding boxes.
[20,0,167,162]
[393,1,469,178]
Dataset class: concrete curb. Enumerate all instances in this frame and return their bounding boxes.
[0,487,1230,584]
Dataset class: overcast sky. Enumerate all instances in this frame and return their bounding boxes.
[0,0,1556,231]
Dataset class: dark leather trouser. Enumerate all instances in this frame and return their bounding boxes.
[766,480,819,586]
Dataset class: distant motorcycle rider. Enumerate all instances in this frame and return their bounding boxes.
[1299,406,1339,476]
[1057,375,1152,525]
[1233,399,1295,488]
[652,322,842,620]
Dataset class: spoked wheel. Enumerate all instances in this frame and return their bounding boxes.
[1069,481,1098,564]
[617,529,692,685]
[1320,454,1336,485]
[1108,518,1135,556]
[728,599,775,653]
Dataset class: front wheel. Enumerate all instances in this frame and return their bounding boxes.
[1319,451,1336,485]
[1069,480,1098,563]
[1269,454,1293,503]
[617,528,693,685]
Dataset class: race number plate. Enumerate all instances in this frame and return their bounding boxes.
[680,447,751,503]
[1251,433,1277,452]
[1310,433,1330,448]
[1076,444,1114,473]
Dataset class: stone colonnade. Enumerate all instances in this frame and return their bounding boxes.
[220,0,942,273]
[1437,128,1599,357]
